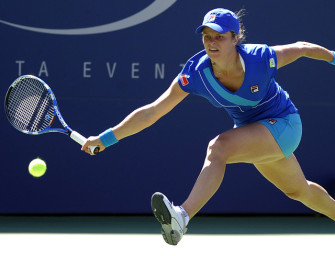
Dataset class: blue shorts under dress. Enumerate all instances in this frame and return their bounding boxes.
[257,113,302,158]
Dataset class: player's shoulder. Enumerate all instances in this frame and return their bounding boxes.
[183,49,209,73]
[187,49,208,62]
[238,44,275,62]
[178,50,209,89]
[239,44,274,55]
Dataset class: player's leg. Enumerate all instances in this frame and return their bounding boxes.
[180,122,286,219]
[151,122,282,245]
[254,155,335,220]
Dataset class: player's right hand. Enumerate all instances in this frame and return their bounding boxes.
[81,136,106,155]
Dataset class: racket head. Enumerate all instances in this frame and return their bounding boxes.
[4,75,57,135]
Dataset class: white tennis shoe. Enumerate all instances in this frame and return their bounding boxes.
[151,192,188,245]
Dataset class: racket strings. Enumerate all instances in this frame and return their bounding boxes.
[30,96,52,132]
[9,79,42,128]
[6,78,54,133]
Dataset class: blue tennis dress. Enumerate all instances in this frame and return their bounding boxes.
[177,44,301,158]
[177,44,298,127]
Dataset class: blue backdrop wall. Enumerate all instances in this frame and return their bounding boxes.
[0,0,334,214]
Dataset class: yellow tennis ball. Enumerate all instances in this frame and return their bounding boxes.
[28,158,47,177]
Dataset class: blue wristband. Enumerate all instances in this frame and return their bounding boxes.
[99,128,119,147]
[329,51,335,65]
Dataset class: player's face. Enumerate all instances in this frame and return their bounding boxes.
[202,27,238,61]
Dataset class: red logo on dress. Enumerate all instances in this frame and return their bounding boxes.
[180,74,189,86]
[251,85,259,93]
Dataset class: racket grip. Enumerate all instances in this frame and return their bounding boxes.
[70,131,100,155]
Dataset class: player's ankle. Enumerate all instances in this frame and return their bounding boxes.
[174,205,190,226]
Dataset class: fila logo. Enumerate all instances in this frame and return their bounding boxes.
[250,85,259,93]
[270,58,276,68]
[180,74,189,86]
[208,14,216,22]
[268,119,277,125]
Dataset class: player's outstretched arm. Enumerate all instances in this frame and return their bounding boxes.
[111,76,188,140]
[272,41,335,69]
[81,76,189,155]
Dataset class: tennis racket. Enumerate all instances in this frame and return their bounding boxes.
[4,75,100,154]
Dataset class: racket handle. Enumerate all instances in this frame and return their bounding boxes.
[70,131,100,155]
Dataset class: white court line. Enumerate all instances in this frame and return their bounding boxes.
[0,234,333,256]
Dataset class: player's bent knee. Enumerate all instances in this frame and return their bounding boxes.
[284,188,307,201]
[207,135,230,163]
[282,180,312,201]
[284,191,301,200]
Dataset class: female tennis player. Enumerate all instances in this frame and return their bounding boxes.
[82,8,335,245]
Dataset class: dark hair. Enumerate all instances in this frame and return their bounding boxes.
[231,9,246,44]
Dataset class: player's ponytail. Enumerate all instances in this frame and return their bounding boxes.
[233,9,247,44]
